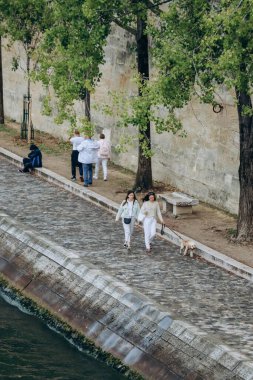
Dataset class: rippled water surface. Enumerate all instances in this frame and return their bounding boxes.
[0,292,125,380]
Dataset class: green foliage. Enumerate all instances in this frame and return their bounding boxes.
[242,105,253,117]
[33,0,111,126]
[41,95,53,117]
[11,56,19,71]
[69,116,96,138]
[0,0,50,46]
[83,1,188,161]
[150,0,253,239]
[114,133,136,154]
[83,0,140,30]
[227,227,237,238]
[0,0,51,98]
[2,0,191,161]
[100,76,185,157]
[150,0,253,105]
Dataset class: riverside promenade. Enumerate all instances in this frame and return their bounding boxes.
[0,157,253,378]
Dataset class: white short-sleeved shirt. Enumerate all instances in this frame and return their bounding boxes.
[70,136,84,150]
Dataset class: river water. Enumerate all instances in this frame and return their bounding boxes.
[0,290,126,380]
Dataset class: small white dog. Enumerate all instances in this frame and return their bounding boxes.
[180,240,196,258]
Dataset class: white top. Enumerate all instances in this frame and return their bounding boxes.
[77,138,100,164]
[115,200,140,221]
[70,136,84,150]
[140,201,164,223]
[98,139,111,159]
[128,201,133,216]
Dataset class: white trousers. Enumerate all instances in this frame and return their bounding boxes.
[94,158,108,179]
[122,217,135,245]
[143,217,156,249]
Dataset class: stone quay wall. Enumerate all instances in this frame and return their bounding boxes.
[0,214,252,380]
[1,24,240,214]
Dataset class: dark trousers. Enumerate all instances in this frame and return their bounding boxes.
[22,158,33,172]
[71,150,83,178]
[82,163,93,185]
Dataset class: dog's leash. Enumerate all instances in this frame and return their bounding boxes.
[161,222,182,240]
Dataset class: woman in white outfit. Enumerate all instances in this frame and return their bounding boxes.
[115,190,140,249]
[140,191,164,254]
[93,133,111,181]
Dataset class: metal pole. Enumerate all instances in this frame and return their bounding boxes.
[27,98,32,144]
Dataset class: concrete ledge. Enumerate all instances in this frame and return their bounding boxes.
[0,213,252,379]
[157,225,253,283]
[0,147,118,213]
[1,147,253,283]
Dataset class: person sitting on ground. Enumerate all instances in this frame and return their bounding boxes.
[77,134,100,187]
[19,144,42,173]
[70,129,84,182]
[93,133,111,181]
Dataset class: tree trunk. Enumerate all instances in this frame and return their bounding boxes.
[27,54,32,143]
[85,89,91,121]
[0,36,4,124]
[235,88,253,241]
[134,14,153,190]
[27,54,31,98]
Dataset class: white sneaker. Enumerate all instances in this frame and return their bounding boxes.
[93,176,98,179]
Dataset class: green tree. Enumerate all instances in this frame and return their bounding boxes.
[0,0,51,140]
[34,0,110,126]
[83,0,175,190]
[37,0,177,190]
[0,36,4,124]
[0,11,5,125]
[101,78,184,159]
[150,0,253,241]
[0,0,51,98]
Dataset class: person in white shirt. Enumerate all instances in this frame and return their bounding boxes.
[93,133,111,181]
[140,191,164,254]
[115,190,140,250]
[77,135,100,187]
[70,130,84,182]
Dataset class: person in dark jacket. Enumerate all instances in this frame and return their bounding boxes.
[19,144,42,173]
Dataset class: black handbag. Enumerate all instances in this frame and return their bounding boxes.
[124,203,133,225]
[161,223,165,235]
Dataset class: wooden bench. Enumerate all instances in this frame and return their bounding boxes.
[157,192,199,216]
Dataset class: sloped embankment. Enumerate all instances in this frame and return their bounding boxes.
[0,213,252,380]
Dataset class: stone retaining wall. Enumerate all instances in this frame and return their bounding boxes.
[0,214,253,380]
[2,31,240,214]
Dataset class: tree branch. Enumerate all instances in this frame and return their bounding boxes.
[112,17,137,36]
[144,0,162,16]
[144,0,172,16]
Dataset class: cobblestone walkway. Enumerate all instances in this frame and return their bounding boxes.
[1,159,253,361]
